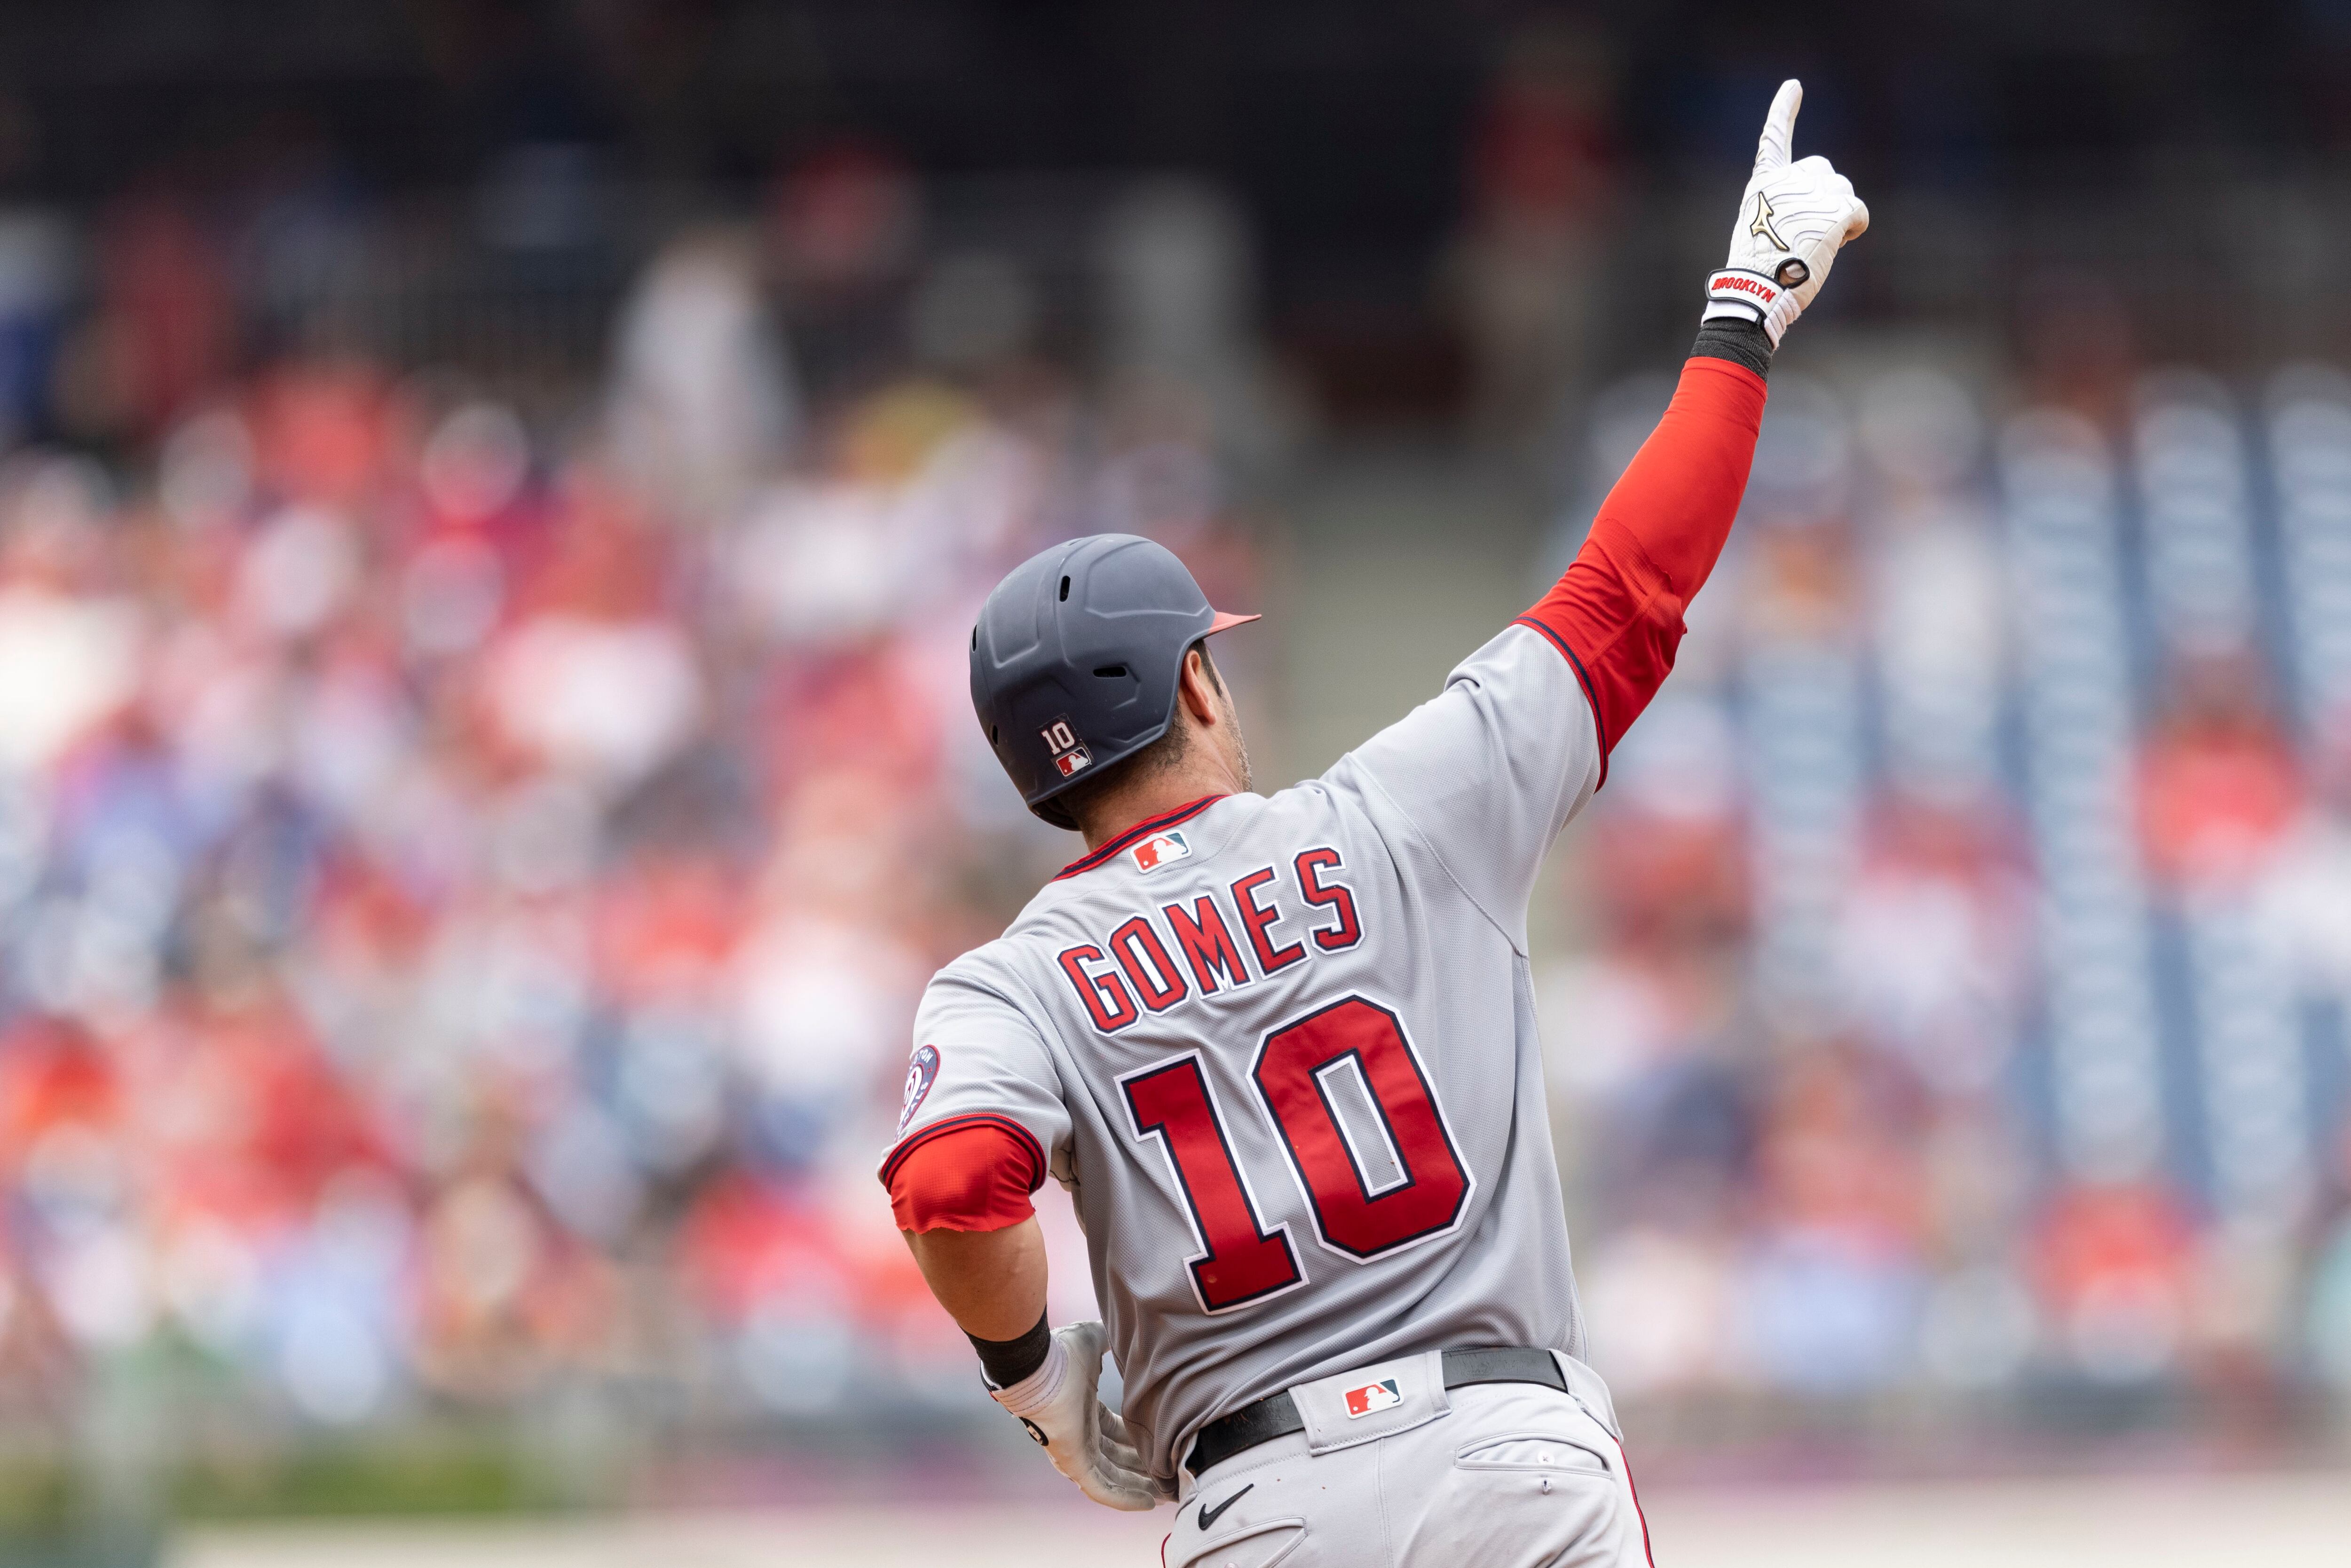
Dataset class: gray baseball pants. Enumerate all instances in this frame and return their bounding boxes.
[1168,1350,1653,1568]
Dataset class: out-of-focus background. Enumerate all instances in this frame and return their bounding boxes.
[0,1,2343,1562]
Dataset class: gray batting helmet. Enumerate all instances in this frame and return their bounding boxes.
[970,534,1258,829]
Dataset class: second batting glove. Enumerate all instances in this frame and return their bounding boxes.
[988,1320,1161,1511]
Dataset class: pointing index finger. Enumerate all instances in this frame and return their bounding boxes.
[1755,78,1802,172]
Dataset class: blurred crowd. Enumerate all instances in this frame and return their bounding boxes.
[1548,363,2351,1423]
[0,58,2344,1495]
[0,152,1271,1449]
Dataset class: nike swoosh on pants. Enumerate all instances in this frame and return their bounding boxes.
[1198,1482,1254,1531]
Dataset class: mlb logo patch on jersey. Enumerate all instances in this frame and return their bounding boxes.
[1131,829,1192,874]
[1344,1379,1401,1418]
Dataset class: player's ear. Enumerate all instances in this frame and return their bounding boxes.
[1176,646,1220,727]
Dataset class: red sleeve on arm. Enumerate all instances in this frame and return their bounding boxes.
[884,1118,1047,1233]
[1515,355,1768,778]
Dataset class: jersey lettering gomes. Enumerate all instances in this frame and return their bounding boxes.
[880,623,1606,1484]
[1055,849,1362,1032]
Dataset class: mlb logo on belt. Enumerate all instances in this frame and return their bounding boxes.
[1343,1379,1401,1418]
[1131,829,1192,874]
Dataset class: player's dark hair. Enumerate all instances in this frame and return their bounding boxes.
[1054,639,1221,829]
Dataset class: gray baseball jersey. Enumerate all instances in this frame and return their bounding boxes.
[883,623,1602,1484]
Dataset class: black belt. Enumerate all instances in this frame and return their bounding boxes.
[1184,1346,1568,1478]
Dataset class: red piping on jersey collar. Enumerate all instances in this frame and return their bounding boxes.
[1052,795,1227,881]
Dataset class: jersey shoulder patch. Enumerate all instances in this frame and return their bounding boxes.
[897,1044,942,1136]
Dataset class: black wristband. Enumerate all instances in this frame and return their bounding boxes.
[1692,317,1773,379]
[971,1311,1052,1390]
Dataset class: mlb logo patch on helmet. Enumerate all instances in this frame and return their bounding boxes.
[1131,830,1192,874]
[1040,716,1092,778]
[1343,1379,1401,1418]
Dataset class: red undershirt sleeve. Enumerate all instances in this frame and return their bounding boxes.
[1515,354,1768,776]
[886,1120,1045,1233]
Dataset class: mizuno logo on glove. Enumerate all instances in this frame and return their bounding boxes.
[1700,79,1870,347]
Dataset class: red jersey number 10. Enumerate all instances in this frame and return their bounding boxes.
[1120,1057,1303,1312]
[1120,995,1473,1314]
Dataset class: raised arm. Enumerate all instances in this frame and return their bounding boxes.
[1338,81,1868,939]
[1522,78,1868,772]
[1514,333,1767,773]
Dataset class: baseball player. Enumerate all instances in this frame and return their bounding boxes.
[883,81,1866,1565]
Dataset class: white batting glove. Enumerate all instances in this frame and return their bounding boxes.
[1702,79,1870,347]
[988,1320,1160,1511]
